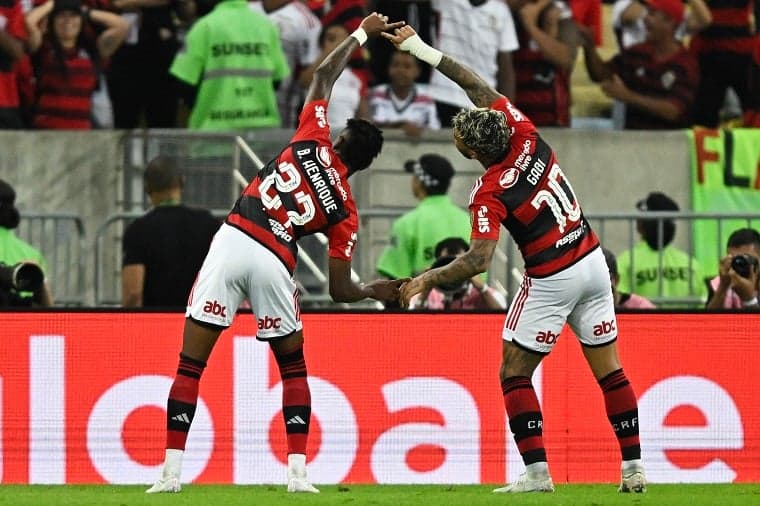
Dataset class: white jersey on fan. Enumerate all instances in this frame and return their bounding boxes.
[369,83,441,129]
[428,0,519,109]
[249,0,321,126]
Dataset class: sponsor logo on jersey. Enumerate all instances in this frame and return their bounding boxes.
[344,232,357,257]
[593,320,616,336]
[317,146,331,167]
[514,140,533,172]
[535,330,559,344]
[506,101,525,122]
[555,221,585,248]
[315,104,327,128]
[269,218,293,242]
[203,300,227,318]
[499,168,520,189]
[258,315,282,330]
[211,42,270,58]
[326,167,348,201]
[476,206,490,234]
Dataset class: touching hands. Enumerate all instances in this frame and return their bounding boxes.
[366,278,410,302]
[600,74,630,100]
[399,276,429,308]
[359,12,405,38]
[380,24,418,48]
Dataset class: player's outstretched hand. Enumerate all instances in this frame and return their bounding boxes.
[360,12,405,38]
[366,278,410,302]
[399,276,426,308]
[381,24,418,48]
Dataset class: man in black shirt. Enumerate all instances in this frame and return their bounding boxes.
[122,156,220,308]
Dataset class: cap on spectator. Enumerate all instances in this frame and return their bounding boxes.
[644,0,685,24]
[51,0,82,16]
[0,179,20,230]
[636,191,679,212]
[404,154,455,192]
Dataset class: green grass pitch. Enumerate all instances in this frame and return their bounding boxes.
[1,484,759,506]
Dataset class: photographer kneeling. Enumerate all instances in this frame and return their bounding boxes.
[0,180,53,307]
[706,228,760,310]
[409,237,506,310]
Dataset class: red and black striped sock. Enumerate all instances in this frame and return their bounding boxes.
[274,346,311,455]
[502,376,547,465]
[166,353,206,450]
[599,368,641,461]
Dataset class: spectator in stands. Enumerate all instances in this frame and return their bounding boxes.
[690,0,759,128]
[367,0,434,84]
[316,0,370,86]
[121,156,220,308]
[376,154,471,281]
[25,0,129,129]
[581,0,699,130]
[616,191,706,305]
[249,0,322,128]
[170,0,290,130]
[0,179,53,307]
[409,237,507,310]
[608,0,710,128]
[369,49,439,137]
[705,227,760,310]
[299,21,368,130]
[509,0,578,127]
[603,247,656,309]
[426,0,519,127]
[0,0,29,128]
[106,0,193,128]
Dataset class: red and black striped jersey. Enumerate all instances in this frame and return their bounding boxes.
[32,45,97,129]
[226,99,358,274]
[691,0,758,55]
[468,96,599,278]
[512,17,571,127]
[610,41,699,129]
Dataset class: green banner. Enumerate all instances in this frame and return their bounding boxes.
[689,128,760,278]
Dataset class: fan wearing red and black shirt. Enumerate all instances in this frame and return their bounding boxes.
[146,12,406,496]
[388,25,646,495]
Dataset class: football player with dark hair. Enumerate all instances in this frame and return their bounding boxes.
[147,12,405,495]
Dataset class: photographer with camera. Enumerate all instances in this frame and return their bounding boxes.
[0,179,53,307]
[409,237,507,310]
[706,227,760,310]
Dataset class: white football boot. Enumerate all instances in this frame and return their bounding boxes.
[287,454,320,493]
[146,449,183,493]
[619,463,647,493]
[493,471,555,493]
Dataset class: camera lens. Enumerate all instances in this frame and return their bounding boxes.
[731,254,758,279]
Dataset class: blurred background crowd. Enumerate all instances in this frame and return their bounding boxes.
[0,0,757,132]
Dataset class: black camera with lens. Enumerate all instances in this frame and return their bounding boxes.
[731,254,759,279]
[0,261,44,306]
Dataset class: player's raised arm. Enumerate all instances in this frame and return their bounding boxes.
[305,12,404,104]
[382,25,502,108]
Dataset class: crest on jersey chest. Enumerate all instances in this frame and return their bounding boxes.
[499,168,520,189]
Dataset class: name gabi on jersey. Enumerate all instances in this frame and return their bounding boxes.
[211,42,270,58]
[269,218,293,242]
[296,148,339,213]
[555,220,585,248]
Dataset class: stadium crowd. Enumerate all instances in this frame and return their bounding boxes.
[0,0,758,131]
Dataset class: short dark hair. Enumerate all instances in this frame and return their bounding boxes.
[340,118,384,174]
[144,156,184,194]
[727,228,760,249]
[434,237,469,258]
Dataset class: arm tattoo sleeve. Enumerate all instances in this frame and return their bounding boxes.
[436,55,502,108]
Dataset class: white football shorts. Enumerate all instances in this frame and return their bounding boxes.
[503,247,617,354]
[186,223,302,340]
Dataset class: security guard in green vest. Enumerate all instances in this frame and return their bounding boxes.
[170,0,290,130]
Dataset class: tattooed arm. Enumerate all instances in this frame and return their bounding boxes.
[399,239,498,308]
[382,25,502,108]
[305,12,404,104]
